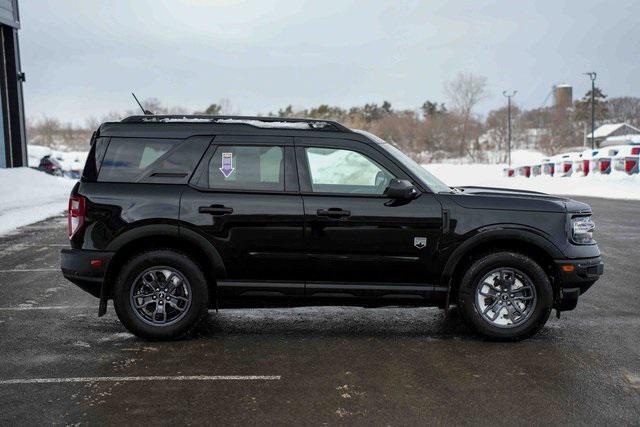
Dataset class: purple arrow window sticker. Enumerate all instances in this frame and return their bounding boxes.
[219,152,235,178]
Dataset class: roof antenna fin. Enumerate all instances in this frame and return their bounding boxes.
[131,92,153,115]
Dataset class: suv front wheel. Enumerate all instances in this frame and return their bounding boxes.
[457,252,553,340]
[113,249,209,340]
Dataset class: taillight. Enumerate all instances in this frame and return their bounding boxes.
[583,159,590,175]
[68,195,86,239]
[563,162,572,173]
[599,159,610,172]
[631,147,640,155]
[625,158,637,173]
[507,169,514,177]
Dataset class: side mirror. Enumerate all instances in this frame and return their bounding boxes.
[384,179,419,200]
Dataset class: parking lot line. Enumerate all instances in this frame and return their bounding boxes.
[0,244,67,247]
[0,375,282,385]
[0,305,92,311]
[0,268,59,273]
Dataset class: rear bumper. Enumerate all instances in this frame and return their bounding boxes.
[60,249,114,298]
[554,256,604,311]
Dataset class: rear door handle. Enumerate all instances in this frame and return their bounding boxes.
[317,208,351,218]
[199,205,233,216]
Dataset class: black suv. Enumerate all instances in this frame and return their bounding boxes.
[61,116,603,340]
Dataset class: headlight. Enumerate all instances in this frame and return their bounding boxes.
[571,216,595,244]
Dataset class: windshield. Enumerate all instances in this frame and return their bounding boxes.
[352,130,451,192]
[352,129,451,192]
[379,143,452,193]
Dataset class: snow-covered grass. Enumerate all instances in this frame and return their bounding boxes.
[0,168,76,235]
[425,149,547,166]
[424,164,640,200]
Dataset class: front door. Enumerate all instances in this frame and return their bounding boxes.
[180,135,305,299]
[296,137,443,298]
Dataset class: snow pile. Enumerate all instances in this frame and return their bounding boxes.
[509,150,549,166]
[0,168,75,235]
[424,164,640,200]
[27,144,53,167]
[430,149,547,165]
[55,151,88,172]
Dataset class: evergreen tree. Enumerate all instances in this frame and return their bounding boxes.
[203,104,222,115]
[574,86,609,123]
[421,100,447,118]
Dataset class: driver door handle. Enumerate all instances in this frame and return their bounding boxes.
[317,208,351,218]
[199,205,233,216]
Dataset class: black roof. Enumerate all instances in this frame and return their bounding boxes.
[97,115,378,143]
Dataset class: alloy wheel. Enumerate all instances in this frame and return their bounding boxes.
[474,268,537,328]
[129,267,192,326]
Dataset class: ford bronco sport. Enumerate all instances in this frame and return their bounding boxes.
[61,116,604,340]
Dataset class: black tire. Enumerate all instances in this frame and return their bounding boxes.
[113,249,209,340]
[457,252,553,341]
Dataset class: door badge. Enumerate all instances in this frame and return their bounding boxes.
[414,237,427,249]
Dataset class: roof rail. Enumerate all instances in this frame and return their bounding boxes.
[120,115,352,132]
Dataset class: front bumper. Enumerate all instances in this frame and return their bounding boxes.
[554,256,604,311]
[60,249,114,298]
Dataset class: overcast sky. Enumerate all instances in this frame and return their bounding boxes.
[20,0,640,124]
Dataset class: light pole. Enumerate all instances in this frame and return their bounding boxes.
[503,90,517,166]
[584,72,597,149]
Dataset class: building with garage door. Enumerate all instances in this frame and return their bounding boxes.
[0,0,26,168]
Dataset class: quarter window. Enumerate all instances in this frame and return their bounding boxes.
[208,146,284,191]
[98,138,179,182]
[304,147,395,194]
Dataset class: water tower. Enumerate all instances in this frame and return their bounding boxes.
[554,84,573,109]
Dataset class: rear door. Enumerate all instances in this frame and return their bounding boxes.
[180,135,305,299]
[296,137,443,298]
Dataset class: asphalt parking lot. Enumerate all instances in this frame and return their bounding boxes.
[0,196,639,425]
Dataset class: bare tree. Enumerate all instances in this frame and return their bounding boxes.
[608,97,640,127]
[444,72,489,158]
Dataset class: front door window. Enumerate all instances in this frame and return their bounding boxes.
[304,147,395,194]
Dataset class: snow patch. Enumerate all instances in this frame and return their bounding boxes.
[0,168,76,235]
[97,332,135,343]
[72,341,91,348]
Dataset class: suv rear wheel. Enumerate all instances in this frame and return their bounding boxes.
[457,252,553,340]
[113,249,208,340]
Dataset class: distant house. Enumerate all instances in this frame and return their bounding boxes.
[587,123,640,147]
[600,133,640,148]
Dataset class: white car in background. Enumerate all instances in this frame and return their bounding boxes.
[552,152,581,177]
[612,145,640,175]
[540,158,554,176]
[514,163,531,177]
[531,162,542,176]
[574,149,599,176]
[590,146,620,175]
